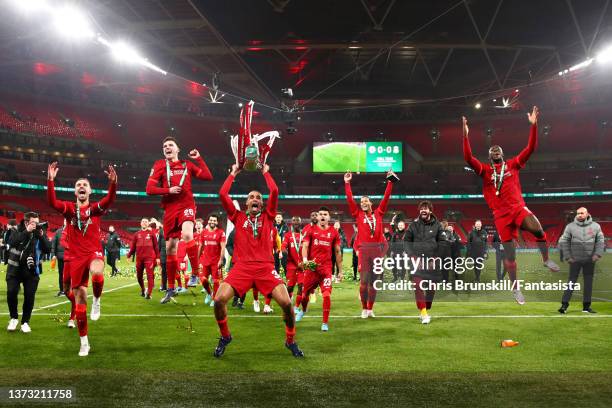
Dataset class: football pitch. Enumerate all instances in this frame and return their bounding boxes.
[1,253,611,407]
[313,142,367,173]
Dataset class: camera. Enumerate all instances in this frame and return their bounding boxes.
[35,221,48,231]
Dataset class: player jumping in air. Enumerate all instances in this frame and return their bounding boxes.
[146,136,213,304]
[296,207,342,331]
[128,218,160,299]
[344,170,395,318]
[213,163,304,358]
[198,214,226,306]
[281,216,306,312]
[462,106,560,304]
[47,162,117,357]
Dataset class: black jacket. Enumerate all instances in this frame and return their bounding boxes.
[467,228,488,257]
[448,231,463,258]
[405,214,445,258]
[7,224,51,278]
[51,227,65,260]
[105,232,122,254]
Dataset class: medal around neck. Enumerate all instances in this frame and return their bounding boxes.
[230,100,280,171]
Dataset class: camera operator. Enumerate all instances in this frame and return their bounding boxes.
[6,212,50,333]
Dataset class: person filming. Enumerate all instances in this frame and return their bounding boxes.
[6,212,50,333]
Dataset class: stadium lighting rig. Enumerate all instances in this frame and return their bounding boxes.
[7,0,167,76]
[558,43,612,76]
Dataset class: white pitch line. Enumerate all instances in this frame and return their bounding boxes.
[32,282,139,311]
[3,312,611,319]
[591,297,612,302]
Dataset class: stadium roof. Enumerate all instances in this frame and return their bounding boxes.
[0,0,611,120]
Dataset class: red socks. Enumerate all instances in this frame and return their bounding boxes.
[91,274,104,298]
[166,255,177,290]
[300,292,310,312]
[75,303,88,337]
[200,277,212,295]
[366,285,377,310]
[136,268,144,292]
[285,325,296,345]
[359,282,368,309]
[66,290,76,320]
[217,317,231,338]
[146,267,154,295]
[536,232,549,262]
[322,296,331,324]
[295,293,302,307]
[253,289,259,301]
[185,240,199,274]
[504,259,518,283]
[265,297,272,306]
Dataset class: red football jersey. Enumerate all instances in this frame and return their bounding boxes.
[47,180,116,260]
[146,157,212,210]
[128,229,159,260]
[219,172,278,265]
[281,231,306,268]
[345,181,392,250]
[464,124,537,218]
[304,225,340,269]
[200,227,225,265]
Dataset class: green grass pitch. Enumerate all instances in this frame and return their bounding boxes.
[313,143,367,173]
[1,253,611,407]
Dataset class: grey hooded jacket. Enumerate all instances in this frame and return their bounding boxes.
[559,215,604,262]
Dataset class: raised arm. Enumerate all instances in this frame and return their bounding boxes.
[93,165,117,215]
[376,181,393,215]
[219,165,240,219]
[188,149,213,181]
[516,107,540,167]
[343,172,359,217]
[262,165,278,217]
[462,117,484,175]
[46,162,70,214]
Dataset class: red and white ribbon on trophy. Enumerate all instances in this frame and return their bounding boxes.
[231,100,280,171]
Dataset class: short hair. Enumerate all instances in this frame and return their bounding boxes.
[8,219,17,226]
[319,206,330,213]
[475,219,482,224]
[162,136,179,147]
[75,177,91,185]
[418,200,433,211]
[208,214,219,221]
[24,212,39,222]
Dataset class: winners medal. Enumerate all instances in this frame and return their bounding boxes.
[230,100,280,171]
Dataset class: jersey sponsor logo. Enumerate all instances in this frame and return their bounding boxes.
[314,239,331,247]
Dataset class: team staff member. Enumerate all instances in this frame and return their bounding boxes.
[105,226,122,276]
[51,221,66,296]
[6,212,50,333]
[467,220,488,283]
[405,201,445,325]
[558,207,604,314]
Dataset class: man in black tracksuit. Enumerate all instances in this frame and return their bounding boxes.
[105,226,122,276]
[51,223,66,296]
[6,212,50,332]
[492,230,505,280]
[405,201,445,324]
[467,220,488,282]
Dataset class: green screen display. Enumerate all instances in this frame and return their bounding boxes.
[312,142,403,173]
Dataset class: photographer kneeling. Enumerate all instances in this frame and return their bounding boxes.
[6,212,50,333]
